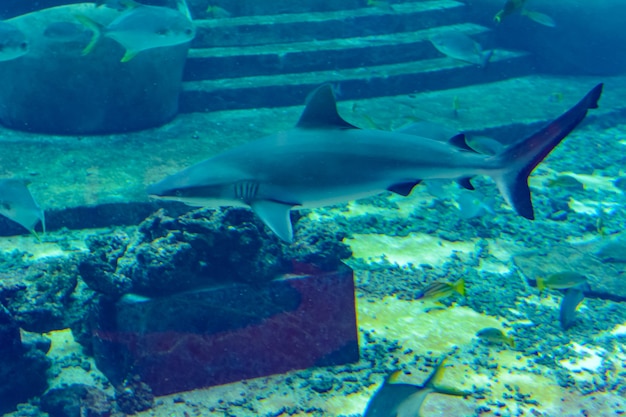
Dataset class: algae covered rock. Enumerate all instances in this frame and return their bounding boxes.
[79,207,352,297]
[0,305,50,415]
[0,256,92,332]
[40,384,113,417]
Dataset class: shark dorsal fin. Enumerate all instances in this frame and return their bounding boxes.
[296,84,357,129]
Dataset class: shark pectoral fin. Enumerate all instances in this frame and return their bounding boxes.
[251,200,295,243]
[388,181,421,196]
[456,177,474,190]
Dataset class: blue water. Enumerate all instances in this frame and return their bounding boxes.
[0,1,625,416]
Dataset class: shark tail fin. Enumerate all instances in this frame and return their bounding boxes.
[491,83,602,219]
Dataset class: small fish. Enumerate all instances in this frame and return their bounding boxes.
[521,9,556,28]
[364,358,467,417]
[366,0,394,12]
[428,32,493,67]
[119,293,152,304]
[545,174,584,191]
[206,5,231,18]
[560,287,584,330]
[452,95,460,117]
[476,327,515,348]
[456,190,496,219]
[549,92,564,103]
[0,21,29,62]
[596,217,607,237]
[536,272,587,292]
[0,179,45,236]
[493,0,526,23]
[76,3,196,62]
[416,278,465,301]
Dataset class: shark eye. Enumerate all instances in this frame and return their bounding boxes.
[20,41,28,50]
[184,28,193,36]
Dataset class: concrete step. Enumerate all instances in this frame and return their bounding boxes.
[179,49,533,113]
[184,23,493,81]
[191,0,466,47]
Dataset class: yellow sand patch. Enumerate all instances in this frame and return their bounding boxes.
[569,198,620,215]
[346,232,476,268]
[309,189,434,222]
[0,231,89,261]
[43,328,110,391]
[357,296,505,356]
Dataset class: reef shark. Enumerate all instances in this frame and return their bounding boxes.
[148,83,603,243]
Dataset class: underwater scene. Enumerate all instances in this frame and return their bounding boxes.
[1,0,626,416]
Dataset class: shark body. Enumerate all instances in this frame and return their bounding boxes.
[148,83,603,242]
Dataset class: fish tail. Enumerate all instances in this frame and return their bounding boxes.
[453,278,465,297]
[536,277,545,292]
[507,336,516,348]
[176,0,193,20]
[489,83,602,220]
[75,14,103,56]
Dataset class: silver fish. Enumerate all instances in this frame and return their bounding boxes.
[0,179,45,235]
[148,83,602,243]
[560,287,585,330]
[77,3,195,62]
[364,358,465,417]
[0,21,29,62]
[428,31,493,67]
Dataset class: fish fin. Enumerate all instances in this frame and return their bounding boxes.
[251,200,295,243]
[448,134,477,153]
[120,49,140,62]
[536,277,545,292]
[491,83,602,219]
[424,357,448,389]
[453,278,465,296]
[75,14,103,55]
[456,177,474,190]
[388,181,421,196]
[507,337,516,348]
[386,370,404,384]
[296,84,358,129]
[175,0,193,20]
[427,357,470,396]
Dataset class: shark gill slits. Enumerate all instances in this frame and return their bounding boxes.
[235,181,259,204]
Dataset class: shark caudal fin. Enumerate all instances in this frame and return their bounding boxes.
[492,83,603,219]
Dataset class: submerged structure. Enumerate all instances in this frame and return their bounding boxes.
[0,1,625,416]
